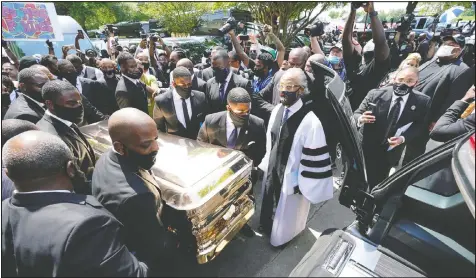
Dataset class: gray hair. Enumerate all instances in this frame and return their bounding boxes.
[282,68,309,95]
[2,130,73,182]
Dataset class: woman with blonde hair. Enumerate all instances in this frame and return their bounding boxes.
[379,53,422,88]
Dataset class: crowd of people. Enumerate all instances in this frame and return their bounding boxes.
[1,2,475,276]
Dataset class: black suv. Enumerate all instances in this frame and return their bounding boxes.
[290,62,475,277]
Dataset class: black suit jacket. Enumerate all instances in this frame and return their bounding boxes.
[3,93,45,123]
[430,100,475,142]
[1,192,147,277]
[115,77,149,115]
[354,86,431,162]
[192,75,206,93]
[81,77,118,116]
[197,111,266,166]
[36,113,96,195]
[205,73,253,114]
[92,149,173,273]
[153,89,208,139]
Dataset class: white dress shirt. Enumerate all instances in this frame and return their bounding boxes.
[389,92,409,120]
[76,76,82,94]
[80,65,104,81]
[282,98,303,122]
[172,88,192,128]
[226,112,241,142]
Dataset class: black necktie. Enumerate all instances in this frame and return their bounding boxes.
[181,98,191,128]
[383,97,403,144]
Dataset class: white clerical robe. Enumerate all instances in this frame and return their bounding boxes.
[259,103,333,247]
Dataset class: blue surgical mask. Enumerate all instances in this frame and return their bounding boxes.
[328,55,340,65]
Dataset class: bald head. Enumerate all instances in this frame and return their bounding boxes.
[288,48,308,69]
[2,130,74,191]
[305,54,326,73]
[30,64,54,80]
[177,58,194,73]
[2,119,39,148]
[108,108,159,162]
[99,58,114,68]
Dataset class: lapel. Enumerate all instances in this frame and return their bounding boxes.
[189,91,198,121]
[44,114,93,155]
[216,113,228,147]
[376,89,393,127]
[234,125,248,150]
[396,92,417,128]
[192,76,199,91]
[224,74,236,103]
[165,90,186,131]
[210,78,219,101]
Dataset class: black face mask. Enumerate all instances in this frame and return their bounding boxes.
[27,91,44,103]
[60,73,77,86]
[229,110,249,128]
[249,52,257,60]
[213,67,229,83]
[102,69,115,79]
[280,90,300,107]
[125,68,142,80]
[175,86,192,99]
[169,62,176,71]
[393,83,413,96]
[124,147,158,170]
[53,104,84,124]
[142,62,150,70]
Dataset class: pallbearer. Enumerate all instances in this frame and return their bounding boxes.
[259,68,333,247]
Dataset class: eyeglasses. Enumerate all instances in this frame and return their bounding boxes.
[278,83,302,91]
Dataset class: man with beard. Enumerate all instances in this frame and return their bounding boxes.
[1,131,148,277]
[354,67,430,187]
[66,54,104,81]
[253,52,275,94]
[258,68,333,246]
[115,52,149,115]
[197,87,266,237]
[4,68,48,123]
[168,49,187,78]
[177,58,206,93]
[205,49,252,114]
[199,46,226,82]
[36,80,96,195]
[40,55,59,79]
[92,108,178,276]
[96,58,120,115]
[342,2,391,109]
[57,59,108,125]
[153,67,208,139]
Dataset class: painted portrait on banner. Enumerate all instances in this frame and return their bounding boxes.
[2,2,63,41]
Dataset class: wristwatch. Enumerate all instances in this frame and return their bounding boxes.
[369,11,378,17]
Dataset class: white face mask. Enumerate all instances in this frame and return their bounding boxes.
[436,45,456,58]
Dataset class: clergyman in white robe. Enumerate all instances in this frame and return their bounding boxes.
[258,98,333,247]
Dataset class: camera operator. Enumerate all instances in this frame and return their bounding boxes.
[308,22,325,56]
[105,25,117,60]
[228,23,285,69]
[343,1,391,109]
[148,34,170,88]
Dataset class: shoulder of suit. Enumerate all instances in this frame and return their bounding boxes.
[191,90,206,98]
[205,111,226,123]
[156,89,172,102]
[411,89,429,100]
[233,73,249,84]
[249,114,265,126]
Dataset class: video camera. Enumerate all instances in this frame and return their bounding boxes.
[218,17,245,35]
[351,2,369,10]
[395,13,414,35]
[305,21,325,37]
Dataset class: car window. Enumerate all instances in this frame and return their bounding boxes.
[411,156,459,197]
[7,33,96,58]
[417,18,428,29]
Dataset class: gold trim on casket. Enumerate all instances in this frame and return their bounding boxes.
[80,120,255,264]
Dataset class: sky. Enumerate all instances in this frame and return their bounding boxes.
[317,2,410,21]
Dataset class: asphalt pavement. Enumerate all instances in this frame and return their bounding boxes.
[181,180,356,277]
